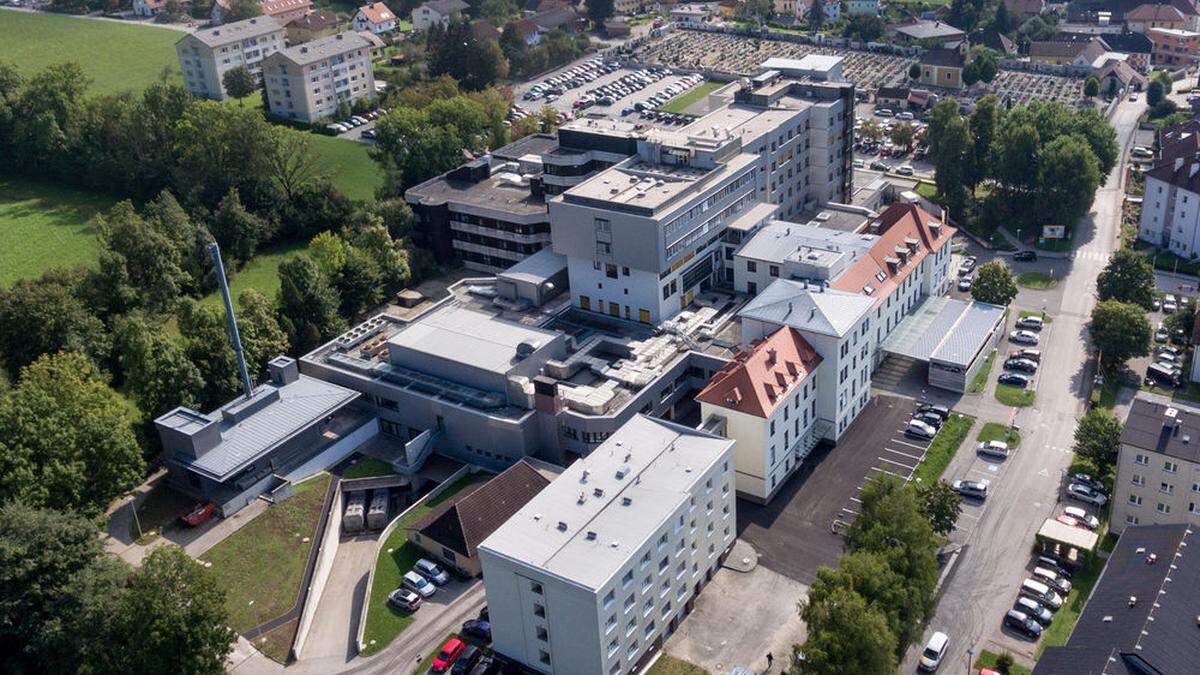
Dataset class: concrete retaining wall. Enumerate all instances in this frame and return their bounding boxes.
[291,485,345,658]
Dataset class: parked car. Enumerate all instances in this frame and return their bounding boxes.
[998,372,1031,387]
[957,276,973,291]
[467,653,495,675]
[1015,316,1044,331]
[361,128,377,140]
[1015,597,1054,626]
[432,638,467,673]
[462,619,491,641]
[1005,358,1039,373]
[1004,609,1044,639]
[977,440,1010,458]
[1011,348,1042,362]
[1157,345,1182,358]
[386,588,421,612]
[415,558,450,585]
[1055,514,1086,529]
[180,501,216,527]
[912,411,944,429]
[952,478,990,499]
[1033,567,1073,594]
[1155,323,1169,343]
[402,570,437,598]
[916,403,951,419]
[959,256,978,276]
[1013,250,1038,262]
[1070,473,1107,494]
[906,419,938,439]
[1010,330,1039,345]
[918,631,949,671]
[1066,483,1108,506]
[1020,578,1062,610]
[450,645,480,675]
[1062,506,1100,530]
[897,111,915,121]
[897,165,915,176]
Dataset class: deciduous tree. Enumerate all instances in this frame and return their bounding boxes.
[800,586,897,674]
[1090,300,1152,368]
[915,479,963,537]
[113,314,205,419]
[971,261,1019,306]
[276,255,346,354]
[1073,408,1122,477]
[1097,249,1156,309]
[0,269,110,378]
[221,65,257,106]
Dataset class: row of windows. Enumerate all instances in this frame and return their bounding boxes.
[1133,454,1182,473]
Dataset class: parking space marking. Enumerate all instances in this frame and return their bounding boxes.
[894,439,929,450]
[879,456,917,470]
[883,447,923,460]
[970,467,998,478]
[850,496,863,504]
[957,510,981,520]
[869,467,907,479]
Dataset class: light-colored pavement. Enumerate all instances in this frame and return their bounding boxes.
[664,542,807,675]
[903,97,1147,671]
[300,535,380,663]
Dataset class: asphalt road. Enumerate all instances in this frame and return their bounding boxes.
[902,97,1147,672]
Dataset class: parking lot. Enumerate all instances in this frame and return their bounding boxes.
[736,395,923,584]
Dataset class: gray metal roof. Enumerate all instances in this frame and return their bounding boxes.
[388,305,560,376]
[497,247,567,287]
[177,375,358,481]
[276,31,374,66]
[737,220,875,265]
[880,297,1006,367]
[478,415,734,590]
[738,279,875,338]
[186,16,283,48]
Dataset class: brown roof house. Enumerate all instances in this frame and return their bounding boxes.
[917,43,968,89]
[407,461,553,576]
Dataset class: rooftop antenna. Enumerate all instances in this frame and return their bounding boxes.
[208,242,253,400]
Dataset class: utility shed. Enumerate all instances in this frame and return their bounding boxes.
[496,247,568,308]
[1034,517,1098,565]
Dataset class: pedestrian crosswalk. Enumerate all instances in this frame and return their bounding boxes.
[1071,250,1111,263]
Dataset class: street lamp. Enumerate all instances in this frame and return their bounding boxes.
[967,647,975,675]
[129,492,143,541]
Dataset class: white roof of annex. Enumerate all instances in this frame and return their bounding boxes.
[478,415,733,591]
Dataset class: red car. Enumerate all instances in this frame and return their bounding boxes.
[180,501,216,527]
[1055,514,1086,530]
[431,637,466,672]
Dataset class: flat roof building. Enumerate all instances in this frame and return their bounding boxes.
[478,414,736,675]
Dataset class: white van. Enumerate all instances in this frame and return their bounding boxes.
[977,440,1010,458]
[918,631,949,671]
[1020,578,1062,610]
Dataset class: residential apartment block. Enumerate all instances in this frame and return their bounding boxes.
[477,415,736,675]
[1147,27,1200,66]
[1138,153,1200,257]
[1111,396,1200,532]
[262,31,378,121]
[175,16,285,100]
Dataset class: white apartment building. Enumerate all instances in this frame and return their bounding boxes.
[175,16,285,100]
[262,31,378,121]
[1138,153,1200,257]
[1112,397,1200,533]
[548,66,854,325]
[696,326,822,502]
[478,415,736,675]
[846,0,880,15]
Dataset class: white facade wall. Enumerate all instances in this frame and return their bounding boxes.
[479,453,736,675]
[353,15,397,34]
[263,40,376,121]
[1139,174,1200,257]
[177,28,286,100]
[412,6,452,31]
[1112,442,1200,533]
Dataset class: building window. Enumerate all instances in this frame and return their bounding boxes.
[603,590,614,609]
[1165,461,1179,473]
[531,582,543,594]
[746,260,757,273]
[1157,502,1171,514]
[1136,453,1149,465]
[1132,474,1145,487]
[537,626,549,642]
[1129,494,1143,506]
[534,603,546,618]
[539,650,551,666]
[1126,514,1140,525]
[1161,482,1175,495]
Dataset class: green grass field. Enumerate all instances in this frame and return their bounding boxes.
[200,241,305,310]
[974,651,1031,675]
[361,473,489,655]
[0,11,180,95]
[342,456,398,480]
[1019,309,1053,324]
[1017,271,1058,289]
[996,383,1036,407]
[911,413,974,485]
[967,351,996,394]
[309,134,383,201]
[978,421,1021,448]
[659,81,722,114]
[646,654,709,675]
[200,473,331,635]
[1036,554,1105,658]
[0,176,116,287]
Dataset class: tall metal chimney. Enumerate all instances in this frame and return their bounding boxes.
[208,242,254,400]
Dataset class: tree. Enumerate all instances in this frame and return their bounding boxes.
[909,62,921,80]
[1038,135,1101,229]
[209,187,273,264]
[426,21,508,90]
[1097,249,1156,309]
[859,118,883,144]
[994,652,1016,675]
[968,95,999,191]
[587,0,614,24]
[992,122,1041,196]
[844,14,886,43]
[336,246,385,318]
[265,126,322,202]
[926,99,971,216]
[890,121,916,152]
[800,586,897,675]
[963,47,999,86]
[971,261,1019,306]
[808,0,826,32]
[114,314,205,419]
[236,289,290,377]
[221,0,261,22]
[276,255,346,354]
[806,552,907,659]
[0,352,143,516]
[915,480,962,537]
[93,200,190,313]
[1073,408,1122,477]
[221,66,257,106]
[101,547,236,674]
[177,301,242,409]
[737,0,771,24]
[991,2,1011,33]
[0,503,127,674]
[308,230,348,278]
[0,269,110,378]
[372,105,477,194]
[1148,78,1165,107]
[172,100,280,210]
[1083,76,1100,98]
[1090,300,1152,368]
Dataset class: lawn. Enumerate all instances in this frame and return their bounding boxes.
[977,421,1021,448]
[360,472,491,655]
[199,240,305,310]
[1018,309,1053,324]
[200,474,331,638]
[1035,554,1105,658]
[974,650,1031,675]
[967,351,996,394]
[342,456,398,480]
[0,176,117,287]
[996,383,1036,407]
[0,11,180,95]
[916,182,938,200]
[646,654,709,675]
[1016,271,1057,289]
[309,134,383,201]
[659,81,722,114]
[911,413,974,485]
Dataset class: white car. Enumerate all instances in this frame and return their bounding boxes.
[402,570,436,598]
[1010,330,1040,345]
[1062,506,1100,530]
[906,419,937,439]
[952,478,990,499]
[897,111,915,121]
[897,165,915,176]
[977,440,1010,458]
[918,631,948,671]
[415,558,450,585]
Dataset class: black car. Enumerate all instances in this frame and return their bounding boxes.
[1004,609,1043,639]
[912,412,944,429]
[1070,473,1107,495]
[1036,555,1073,579]
[451,645,481,675]
[1014,251,1038,262]
[916,403,951,420]
[1005,358,1039,373]
[468,653,497,675]
[999,372,1030,387]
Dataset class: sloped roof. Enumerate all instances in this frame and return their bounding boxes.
[1004,0,1045,14]
[1030,39,1092,58]
[261,0,311,17]
[288,9,338,30]
[471,19,501,40]
[532,5,578,30]
[408,461,552,559]
[1147,150,1200,195]
[893,19,966,41]
[356,2,395,23]
[738,281,876,338]
[1160,119,1200,165]
[1126,2,1186,21]
[1098,59,1147,87]
[920,47,965,68]
[695,327,822,418]
[829,203,955,309]
[423,0,468,14]
[876,86,911,99]
[187,15,283,47]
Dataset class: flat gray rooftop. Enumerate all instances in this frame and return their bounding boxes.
[563,152,758,214]
[389,305,561,376]
[737,219,875,265]
[186,15,282,47]
[738,279,875,338]
[881,297,1006,367]
[493,133,559,161]
[406,172,548,217]
[478,415,733,590]
[497,247,567,286]
[175,376,359,481]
